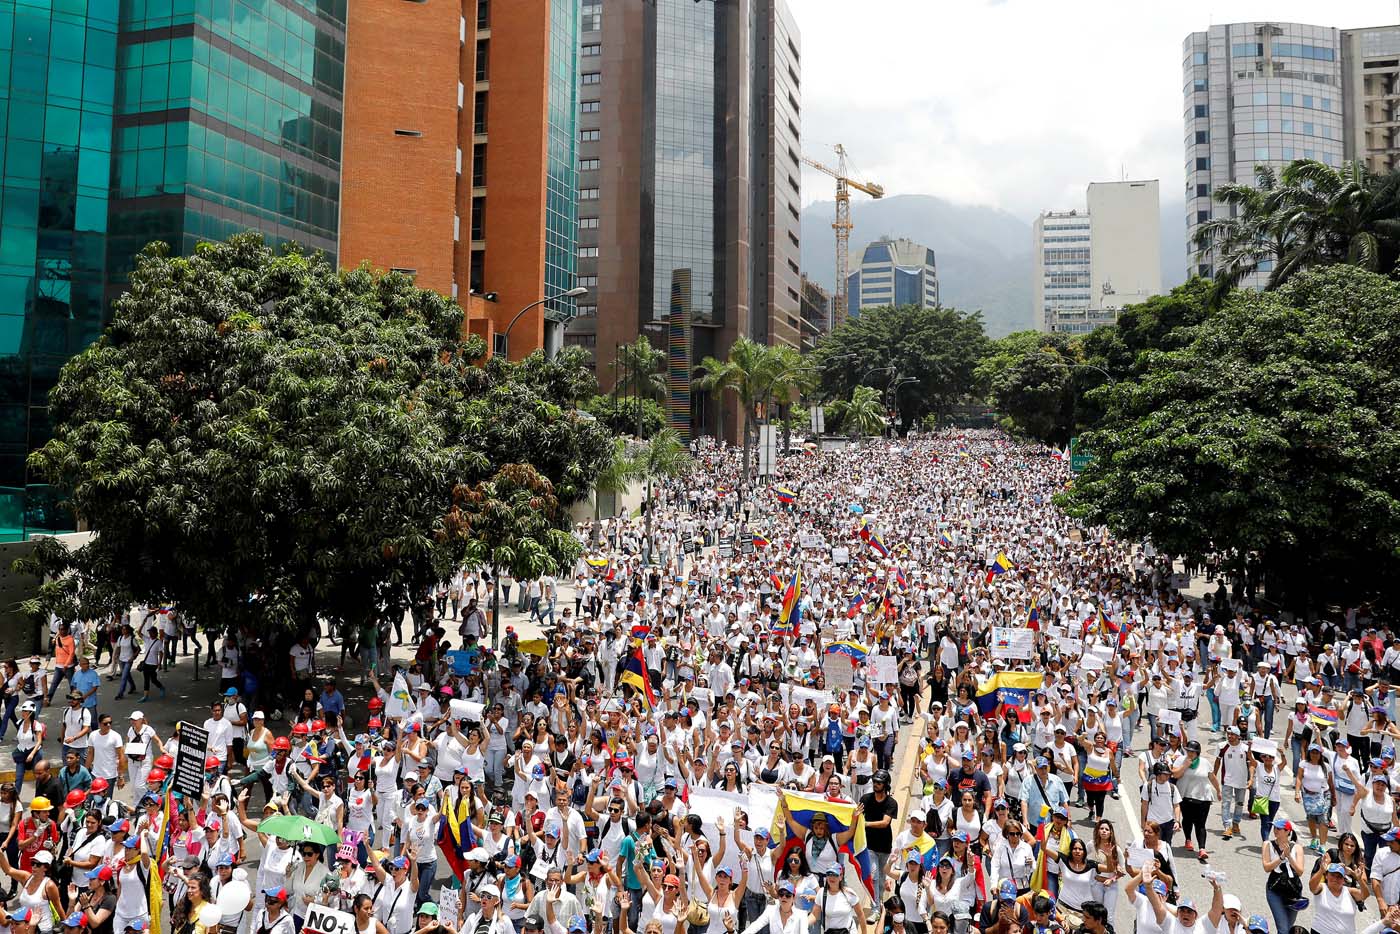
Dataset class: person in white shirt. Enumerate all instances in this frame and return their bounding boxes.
[87,714,126,784]
[202,703,234,769]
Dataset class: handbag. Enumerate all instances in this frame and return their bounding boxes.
[686,901,710,927]
[1251,795,1272,816]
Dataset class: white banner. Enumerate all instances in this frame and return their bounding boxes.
[799,532,824,550]
[449,699,485,722]
[686,788,750,876]
[990,627,1036,660]
[832,547,850,565]
[780,683,835,711]
[1055,637,1083,657]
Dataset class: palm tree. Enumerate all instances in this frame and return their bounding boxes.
[611,336,668,401]
[1271,159,1400,285]
[693,355,740,443]
[695,338,802,496]
[827,385,886,438]
[587,437,638,538]
[631,428,692,563]
[1193,164,1291,308]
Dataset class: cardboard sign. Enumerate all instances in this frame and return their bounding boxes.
[719,538,734,558]
[741,539,757,555]
[990,627,1036,660]
[172,721,210,799]
[302,904,358,934]
[1158,709,1181,728]
[1056,637,1083,657]
[831,547,850,565]
[1126,845,1155,869]
[799,532,824,550]
[868,655,898,685]
[437,887,461,928]
[449,699,485,723]
[824,658,856,694]
[1221,658,1241,673]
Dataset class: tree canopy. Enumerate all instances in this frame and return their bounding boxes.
[23,235,612,632]
[1062,264,1400,610]
[810,304,987,429]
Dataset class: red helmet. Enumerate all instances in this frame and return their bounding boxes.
[310,719,326,733]
[367,698,384,711]
[273,737,291,752]
[89,778,109,795]
[203,756,220,770]
[291,723,310,735]
[146,768,167,783]
[155,754,174,769]
[64,790,87,808]
[367,717,383,729]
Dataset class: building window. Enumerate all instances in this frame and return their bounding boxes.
[581,11,600,30]
[1281,92,1295,105]
[581,100,600,113]
[579,216,599,229]
[394,129,423,137]
[576,304,597,317]
[1255,147,1269,160]
[1254,119,1268,132]
[390,267,418,274]
[471,196,485,240]
[1195,130,1208,144]
[476,39,489,81]
[579,247,599,258]
[1232,43,1262,57]
[566,334,598,349]
[1193,104,1208,118]
[474,91,488,133]
[1195,157,1209,170]
[579,158,599,171]
[578,276,597,286]
[582,72,601,85]
[580,188,599,200]
[582,44,601,56]
[1253,92,1267,105]
[1194,78,1207,91]
[581,129,600,141]
[1193,51,1207,65]
[477,0,488,28]
[1196,183,1209,197]
[1196,210,1209,223]
[472,143,487,186]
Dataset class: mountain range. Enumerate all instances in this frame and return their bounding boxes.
[799,194,1189,338]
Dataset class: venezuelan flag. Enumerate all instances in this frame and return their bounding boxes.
[620,648,656,709]
[937,531,953,549]
[517,638,549,657]
[984,551,1015,583]
[824,641,869,663]
[894,566,908,591]
[869,534,890,558]
[857,516,871,542]
[1027,599,1040,630]
[844,593,866,619]
[774,486,797,504]
[974,671,1044,718]
[1309,705,1340,727]
[630,622,652,641]
[584,557,610,570]
[980,459,993,470]
[899,833,938,872]
[752,534,771,549]
[775,570,802,634]
[1029,824,1075,895]
[772,790,876,896]
[437,789,477,881]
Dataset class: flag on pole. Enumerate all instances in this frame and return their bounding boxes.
[1027,598,1041,631]
[774,487,797,504]
[751,534,771,549]
[937,531,953,549]
[774,570,802,634]
[844,593,866,618]
[869,534,889,558]
[985,552,1015,583]
[620,648,656,709]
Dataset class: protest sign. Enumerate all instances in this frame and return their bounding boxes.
[868,655,898,685]
[172,721,209,799]
[990,627,1036,660]
[303,905,358,934]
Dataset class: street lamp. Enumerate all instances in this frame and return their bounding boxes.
[500,286,590,360]
[1026,352,1113,381]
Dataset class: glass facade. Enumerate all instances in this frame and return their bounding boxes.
[106,0,346,283]
[0,0,117,538]
[542,0,576,320]
[0,0,344,539]
[652,0,714,326]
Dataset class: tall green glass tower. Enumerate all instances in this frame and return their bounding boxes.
[0,0,345,539]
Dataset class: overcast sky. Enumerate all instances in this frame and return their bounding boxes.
[790,0,1400,220]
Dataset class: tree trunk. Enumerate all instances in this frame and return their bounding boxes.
[741,410,752,499]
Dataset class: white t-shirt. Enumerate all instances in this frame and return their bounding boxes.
[90,730,124,779]
[203,716,234,760]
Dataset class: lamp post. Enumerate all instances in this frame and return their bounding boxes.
[490,286,589,650]
[500,286,589,361]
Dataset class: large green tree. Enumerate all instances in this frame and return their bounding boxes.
[811,304,987,429]
[975,331,1081,444]
[23,235,612,634]
[1063,265,1400,610]
[827,385,886,438]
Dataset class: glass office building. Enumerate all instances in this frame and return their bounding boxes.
[0,0,345,539]
[0,0,118,537]
[541,0,577,323]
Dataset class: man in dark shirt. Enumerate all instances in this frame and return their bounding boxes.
[858,769,899,911]
[76,866,118,934]
[946,750,993,813]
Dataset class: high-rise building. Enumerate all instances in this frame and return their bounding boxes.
[845,237,939,315]
[1035,181,1162,334]
[0,0,346,538]
[338,0,578,359]
[799,276,830,352]
[1341,26,1400,174]
[567,0,801,440]
[1183,23,1344,281]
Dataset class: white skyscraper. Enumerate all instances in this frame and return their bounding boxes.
[846,237,939,315]
[1183,23,1344,282]
[1035,181,1162,335]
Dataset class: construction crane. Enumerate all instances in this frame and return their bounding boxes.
[802,144,884,327]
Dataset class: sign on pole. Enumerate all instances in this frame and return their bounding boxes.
[1069,436,1093,473]
[172,721,210,799]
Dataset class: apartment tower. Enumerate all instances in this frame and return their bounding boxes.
[339,0,579,358]
[845,237,939,315]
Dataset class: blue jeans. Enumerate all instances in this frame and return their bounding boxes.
[11,745,37,798]
[1266,888,1298,934]
[46,666,74,703]
[1257,798,1280,840]
[414,859,436,906]
[0,695,17,741]
[1261,696,1276,738]
[116,660,136,698]
[1221,785,1248,829]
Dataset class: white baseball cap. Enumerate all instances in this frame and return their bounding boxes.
[129,711,145,720]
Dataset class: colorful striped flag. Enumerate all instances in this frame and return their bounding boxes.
[824,641,869,663]
[772,790,876,896]
[752,534,770,549]
[845,593,866,619]
[937,531,953,549]
[774,570,802,634]
[985,551,1015,583]
[869,534,889,558]
[620,648,656,709]
[774,487,797,504]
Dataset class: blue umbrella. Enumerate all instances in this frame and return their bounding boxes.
[848,503,864,513]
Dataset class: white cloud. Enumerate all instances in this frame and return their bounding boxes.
[789,0,1399,220]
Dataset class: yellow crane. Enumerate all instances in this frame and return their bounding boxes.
[802,144,884,327]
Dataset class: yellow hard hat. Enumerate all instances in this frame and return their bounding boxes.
[29,796,51,811]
